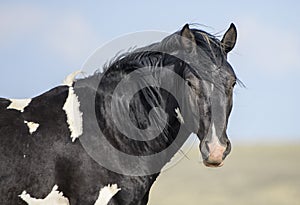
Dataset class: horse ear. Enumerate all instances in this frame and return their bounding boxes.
[221,23,237,54]
[180,24,196,53]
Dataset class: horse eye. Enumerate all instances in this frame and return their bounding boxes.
[187,81,192,87]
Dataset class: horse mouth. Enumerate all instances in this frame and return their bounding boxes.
[203,160,224,168]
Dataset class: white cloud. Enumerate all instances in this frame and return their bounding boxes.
[237,17,300,73]
[0,4,98,63]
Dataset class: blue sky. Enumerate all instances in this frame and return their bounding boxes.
[0,1,299,143]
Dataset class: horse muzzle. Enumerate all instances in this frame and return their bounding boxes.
[199,138,229,168]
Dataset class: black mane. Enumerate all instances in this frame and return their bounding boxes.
[77,26,232,98]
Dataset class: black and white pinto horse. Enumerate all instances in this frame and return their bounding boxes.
[0,23,238,205]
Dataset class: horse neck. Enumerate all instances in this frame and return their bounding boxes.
[74,55,191,172]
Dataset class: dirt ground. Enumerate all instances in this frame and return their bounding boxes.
[148,144,300,205]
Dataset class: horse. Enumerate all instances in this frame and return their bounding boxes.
[0,23,238,204]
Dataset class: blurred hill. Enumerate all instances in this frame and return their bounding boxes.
[149,144,300,205]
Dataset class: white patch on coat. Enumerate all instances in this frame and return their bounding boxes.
[94,184,121,205]
[175,107,184,124]
[63,87,83,142]
[63,70,82,86]
[209,123,222,149]
[207,123,226,163]
[211,83,214,91]
[19,185,69,205]
[24,121,39,134]
[7,98,31,112]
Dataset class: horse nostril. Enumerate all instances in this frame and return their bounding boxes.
[199,140,210,161]
[223,140,231,159]
[205,141,210,154]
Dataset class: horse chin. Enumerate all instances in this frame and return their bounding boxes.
[203,160,224,168]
